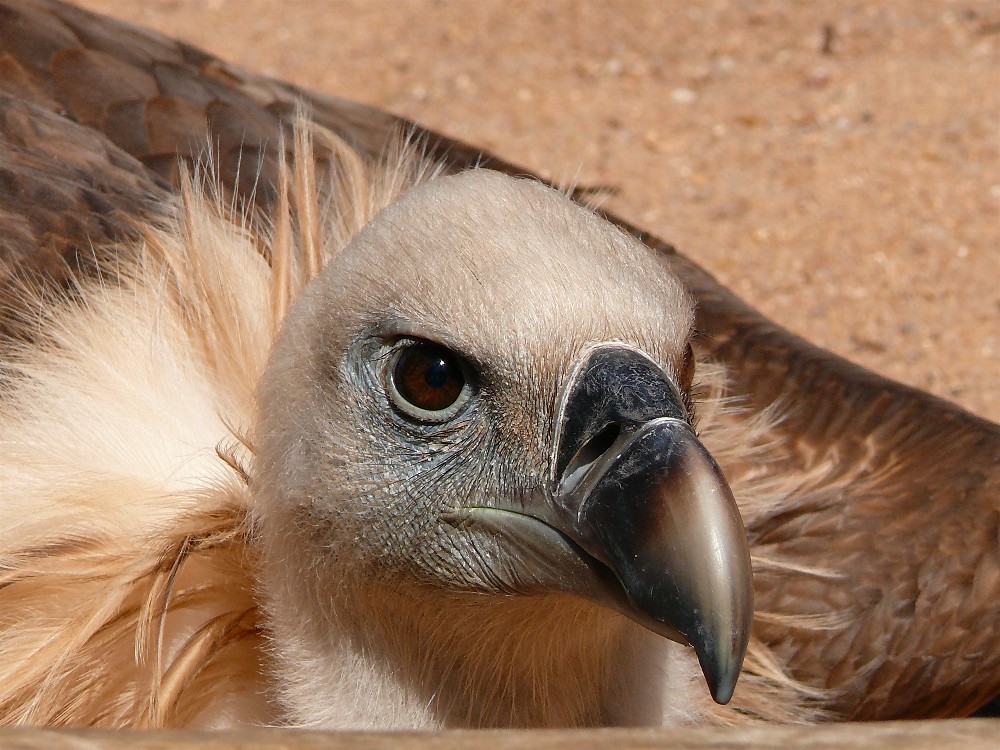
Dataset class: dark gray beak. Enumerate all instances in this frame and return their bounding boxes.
[544,343,753,704]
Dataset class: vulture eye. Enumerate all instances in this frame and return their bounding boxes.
[388,341,473,422]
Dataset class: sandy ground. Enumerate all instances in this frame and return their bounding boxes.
[75,0,1000,422]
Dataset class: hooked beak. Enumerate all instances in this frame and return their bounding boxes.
[543,343,753,704]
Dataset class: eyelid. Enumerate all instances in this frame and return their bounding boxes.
[374,320,467,355]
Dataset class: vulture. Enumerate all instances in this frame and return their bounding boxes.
[1,0,998,730]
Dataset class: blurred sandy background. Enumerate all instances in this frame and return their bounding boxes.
[75,0,1000,421]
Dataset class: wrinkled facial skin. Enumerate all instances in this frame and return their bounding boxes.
[336,331,553,591]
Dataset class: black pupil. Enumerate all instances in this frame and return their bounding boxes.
[394,344,465,413]
[425,358,450,388]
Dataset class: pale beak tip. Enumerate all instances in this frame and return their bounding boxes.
[703,650,741,705]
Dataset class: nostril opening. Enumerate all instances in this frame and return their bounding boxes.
[561,423,621,494]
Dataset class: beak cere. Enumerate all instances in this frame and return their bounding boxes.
[545,343,753,704]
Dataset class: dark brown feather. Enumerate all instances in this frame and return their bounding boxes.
[1,0,997,720]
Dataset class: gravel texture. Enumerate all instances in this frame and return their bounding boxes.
[75,0,1000,422]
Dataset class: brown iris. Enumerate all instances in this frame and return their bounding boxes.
[390,342,469,420]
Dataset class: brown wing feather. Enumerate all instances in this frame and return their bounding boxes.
[1,0,997,719]
[0,94,169,322]
[672,263,1000,717]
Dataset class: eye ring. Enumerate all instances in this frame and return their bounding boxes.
[387,341,474,423]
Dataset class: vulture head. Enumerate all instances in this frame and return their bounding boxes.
[251,168,753,726]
